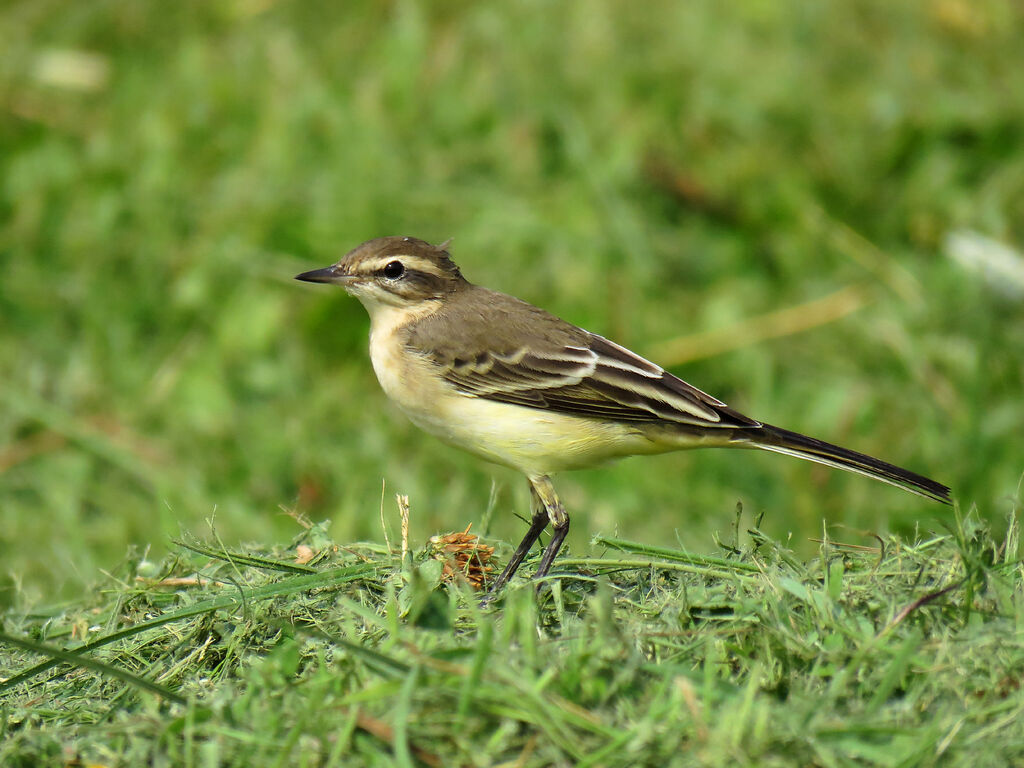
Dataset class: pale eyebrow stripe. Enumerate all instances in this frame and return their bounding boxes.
[365,255,447,278]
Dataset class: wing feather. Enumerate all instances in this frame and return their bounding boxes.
[431,331,757,429]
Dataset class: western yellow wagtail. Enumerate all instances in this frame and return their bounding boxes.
[297,237,951,593]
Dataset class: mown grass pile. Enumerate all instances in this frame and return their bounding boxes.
[3,507,1022,766]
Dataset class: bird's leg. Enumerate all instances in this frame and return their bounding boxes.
[529,475,569,584]
[486,481,549,595]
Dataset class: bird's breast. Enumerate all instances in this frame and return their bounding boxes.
[366,305,442,413]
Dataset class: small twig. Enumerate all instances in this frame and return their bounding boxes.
[0,431,67,472]
[809,524,886,559]
[142,576,217,588]
[355,710,444,768]
[507,734,537,768]
[278,504,313,529]
[397,494,410,562]
[808,539,880,553]
[881,580,964,636]
[675,676,709,743]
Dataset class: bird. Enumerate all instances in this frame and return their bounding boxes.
[296,236,951,595]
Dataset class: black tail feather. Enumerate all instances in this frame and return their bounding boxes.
[748,423,951,505]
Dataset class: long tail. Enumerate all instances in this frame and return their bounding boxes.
[746,423,951,505]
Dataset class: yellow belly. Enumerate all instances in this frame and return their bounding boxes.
[410,393,663,474]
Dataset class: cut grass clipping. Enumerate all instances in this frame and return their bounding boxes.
[2,504,1023,766]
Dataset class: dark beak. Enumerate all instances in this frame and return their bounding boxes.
[295,264,346,284]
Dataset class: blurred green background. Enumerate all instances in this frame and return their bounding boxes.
[2,0,1022,602]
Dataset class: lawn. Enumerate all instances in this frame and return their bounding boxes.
[2,514,1023,765]
[2,1,1023,765]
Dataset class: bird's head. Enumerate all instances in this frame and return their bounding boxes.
[295,236,467,311]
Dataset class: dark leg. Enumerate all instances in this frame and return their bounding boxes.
[528,475,570,584]
[486,482,549,596]
[533,518,569,583]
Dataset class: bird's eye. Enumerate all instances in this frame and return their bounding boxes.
[382,260,405,279]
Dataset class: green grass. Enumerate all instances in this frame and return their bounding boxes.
[2,0,1024,764]
[2,510,1022,766]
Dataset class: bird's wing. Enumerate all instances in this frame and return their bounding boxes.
[431,333,759,428]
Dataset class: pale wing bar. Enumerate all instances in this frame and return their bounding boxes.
[438,333,758,428]
[586,335,758,427]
